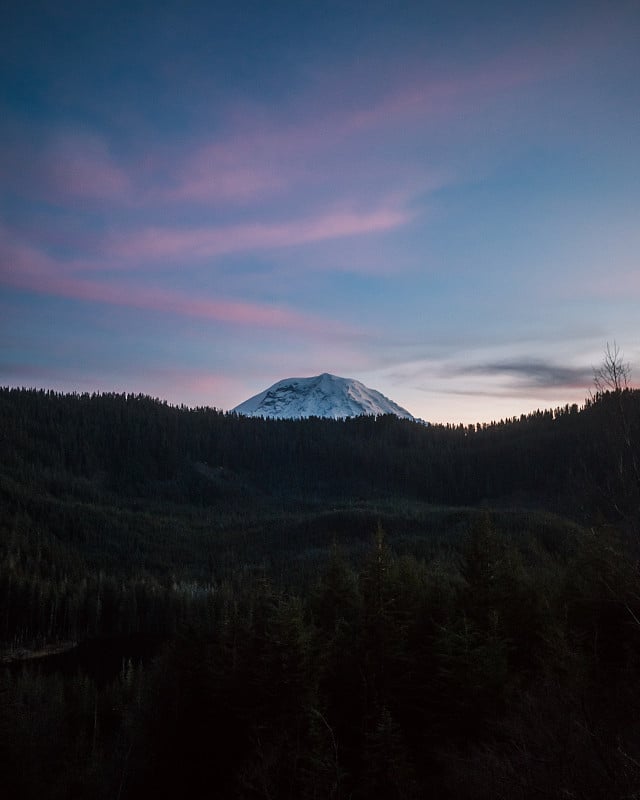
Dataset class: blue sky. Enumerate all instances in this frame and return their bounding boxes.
[1,0,639,422]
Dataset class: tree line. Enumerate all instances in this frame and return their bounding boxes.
[1,386,638,514]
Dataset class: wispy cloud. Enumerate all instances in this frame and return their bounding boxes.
[456,359,593,389]
[46,133,132,201]
[104,204,414,263]
[0,233,352,335]
[153,46,551,207]
[0,130,132,204]
[1,33,560,214]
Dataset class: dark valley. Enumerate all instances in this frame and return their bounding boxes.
[1,386,640,799]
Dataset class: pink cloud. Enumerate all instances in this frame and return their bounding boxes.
[0,231,354,336]
[46,133,131,200]
[157,67,527,206]
[1,23,596,220]
[0,39,561,217]
[162,141,287,204]
[281,46,554,149]
[105,205,414,263]
[0,131,131,204]
[134,39,563,209]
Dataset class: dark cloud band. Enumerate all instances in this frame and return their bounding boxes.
[457,359,592,389]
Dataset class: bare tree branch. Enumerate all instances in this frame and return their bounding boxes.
[593,341,631,394]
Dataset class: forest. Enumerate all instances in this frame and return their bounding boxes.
[1,385,640,798]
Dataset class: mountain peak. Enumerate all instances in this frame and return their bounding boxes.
[232,374,416,421]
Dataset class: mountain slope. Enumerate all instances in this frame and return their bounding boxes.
[232,373,416,420]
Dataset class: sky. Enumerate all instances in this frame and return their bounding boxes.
[1,0,639,423]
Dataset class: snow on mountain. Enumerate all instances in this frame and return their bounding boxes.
[232,373,416,421]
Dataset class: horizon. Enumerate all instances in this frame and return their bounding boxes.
[1,375,612,428]
[2,1,639,424]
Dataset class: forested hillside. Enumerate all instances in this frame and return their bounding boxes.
[1,387,640,798]
[2,386,639,510]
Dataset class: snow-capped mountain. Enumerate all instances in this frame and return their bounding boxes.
[232,373,416,421]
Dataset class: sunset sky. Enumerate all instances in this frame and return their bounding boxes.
[2,1,639,423]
